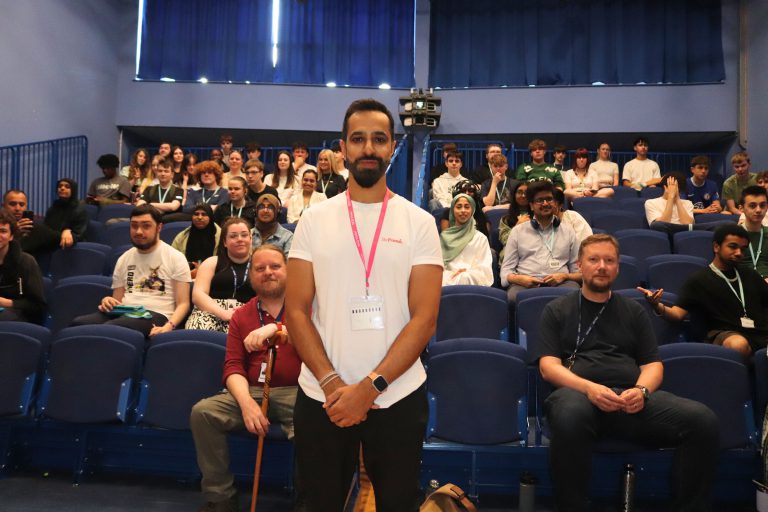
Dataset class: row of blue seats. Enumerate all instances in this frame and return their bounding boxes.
[0,322,759,500]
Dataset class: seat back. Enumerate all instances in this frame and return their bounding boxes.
[640,187,664,199]
[426,339,528,444]
[484,208,507,232]
[436,290,509,342]
[659,343,757,449]
[614,255,640,290]
[49,282,112,332]
[590,211,646,233]
[694,213,738,224]
[0,333,43,416]
[610,186,639,200]
[96,204,134,223]
[159,221,191,245]
[572,197,615,224]
[152,329,227,347]
[646,254,708,295]
[39,336,138,423]
[101,222,132,249]
[614,229,671,278]
[614,289,683,344]
[48,247,107,284]
[516,292,570,362]
[136,340,226,429]
[673,231,714,260]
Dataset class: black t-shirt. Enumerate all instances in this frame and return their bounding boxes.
[140,184,183,209]
[316,173,347,198]
[210,258,256,303]
[677,266,768,334]
[537,293,659,389]
[213,201,256,228]
[247,184,279,204]
[480,177,520,206]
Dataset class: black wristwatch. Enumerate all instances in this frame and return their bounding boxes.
[367,372,388,393]
[633,385,650,401]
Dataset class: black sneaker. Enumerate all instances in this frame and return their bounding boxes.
[198,494,240,512]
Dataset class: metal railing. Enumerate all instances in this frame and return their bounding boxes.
[0,136,88,214]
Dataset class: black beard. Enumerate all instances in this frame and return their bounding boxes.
[349,156,387,188]
[131,236,159,251]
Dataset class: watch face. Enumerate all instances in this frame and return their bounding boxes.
[372,375,388,393]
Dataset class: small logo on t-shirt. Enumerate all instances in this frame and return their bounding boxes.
[381,237,403,244]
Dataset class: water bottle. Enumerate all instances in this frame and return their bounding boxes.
[519,471,536,512]
[621,463,635,512]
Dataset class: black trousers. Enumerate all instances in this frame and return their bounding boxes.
[545,387,719,512]
[293,385,427,512]
[70,310,168,338]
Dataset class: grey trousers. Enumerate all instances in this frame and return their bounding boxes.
[190,386,297,502]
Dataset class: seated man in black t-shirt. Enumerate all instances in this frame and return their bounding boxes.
[538,233,718,512]
[244,159,278,204]
[640,223,768,356]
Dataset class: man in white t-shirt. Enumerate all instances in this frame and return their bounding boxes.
[644,173,727,237]
[429,150,466,211]
[71,204,192,337]
[622,137,662,191]
[286,99,443,511]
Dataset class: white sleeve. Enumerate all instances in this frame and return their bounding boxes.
[289,205,314,262]
[465,234,494,286]
[410,208,444,268]
[644,199,663,225]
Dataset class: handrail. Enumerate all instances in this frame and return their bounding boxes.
[0,136,88,214]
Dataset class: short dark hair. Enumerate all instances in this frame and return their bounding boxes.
[3,189,26,203]
[330,140,342,152]
[442,143,457,153]
[445,150,463,162]
[690,155,711,168]
[341,98,395,142]
[633,136,649,147]
[0,209,18,237]
[220,134,233,143]
[292,141,309,152]
[302,169,319,180]
[553,187,565,205]
[245,142,262,153]
[660,172,688,195]
[713,223,748,245]
[97,154,120,169]
[553,145,566,153]
[526,180,555,203]
[741,185,768,203]
[156,156,172,169]
[130,204,163,224]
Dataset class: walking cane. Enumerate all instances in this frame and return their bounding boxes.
[250,336,279,512]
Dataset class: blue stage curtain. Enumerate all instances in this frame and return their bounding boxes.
[428,0,725,88]
[275,0,415,87]
[138,0,274,83]
[137,0,415,87]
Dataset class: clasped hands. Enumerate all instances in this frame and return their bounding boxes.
[322,377,379,428]
[586,382,646,414]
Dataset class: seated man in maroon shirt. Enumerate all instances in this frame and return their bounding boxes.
[190,244,301,512]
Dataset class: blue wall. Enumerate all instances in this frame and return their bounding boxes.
[0,0,124,175]
[1,0,764,184]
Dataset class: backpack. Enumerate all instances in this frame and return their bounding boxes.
[420,484,477,512]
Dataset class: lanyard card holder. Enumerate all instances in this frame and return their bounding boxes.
[349,295,385,331]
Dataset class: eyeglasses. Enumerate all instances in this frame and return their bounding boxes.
[533,197,555,204]
[257,204,276,212]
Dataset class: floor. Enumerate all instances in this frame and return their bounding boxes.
[0,470,757,511]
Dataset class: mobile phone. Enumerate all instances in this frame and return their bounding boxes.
[22,210,34,220]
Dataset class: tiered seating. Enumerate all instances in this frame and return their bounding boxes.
[435,286,509,343]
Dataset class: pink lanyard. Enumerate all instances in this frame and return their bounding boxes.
[346,189,390,295]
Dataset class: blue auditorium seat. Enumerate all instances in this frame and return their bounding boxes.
[572,197,615,224]
[614,289,683,345]
[658,343,757,449]
[591,210,646,233]
[694,213,738,224]
[100,221,132,249]
[484,208,506,232]
[152,329,227,347]
[614,229,670,278]
[645,254,708,296]
[0,333,43,417]
[673,230,714,260]
[610,186,639,200]
[49,282,112,332]
[436,286,509,342]
[159,221,191,245]
[424,338,528,498]
[640,187,664,199]
[614,255,641,290]
[95,204,134,223]
[48,247,107,284]
[136,339,226,430]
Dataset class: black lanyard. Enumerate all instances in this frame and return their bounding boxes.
[567,294,609,370]
[231,260,251,298]
[256,300,284,325]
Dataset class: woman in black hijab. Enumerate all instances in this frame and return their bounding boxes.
[171,203,221,278]
[43,178,88,248]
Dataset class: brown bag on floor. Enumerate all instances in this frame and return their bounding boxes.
[420,484,477,512]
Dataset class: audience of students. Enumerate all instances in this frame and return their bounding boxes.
[287,169,326,224]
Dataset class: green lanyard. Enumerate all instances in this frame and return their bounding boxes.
[748,228,765,269]
[709,264,747,316]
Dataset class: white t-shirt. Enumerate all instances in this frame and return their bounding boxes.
[644,197,695,225]
[562,169,598,193]
[290,193,443,407]
[588,160,619,188]
[561,210,593,242]
[623,159,661,188]
[112,241,192,319]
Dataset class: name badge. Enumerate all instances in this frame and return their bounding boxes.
[741,317,755,329]
[258,362,267,383]
[349,295,385,331]
[548,258,561,269]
